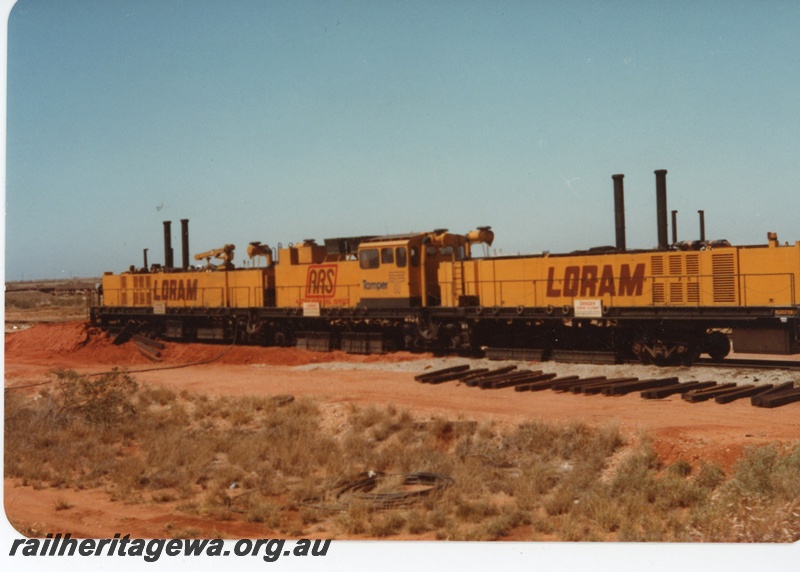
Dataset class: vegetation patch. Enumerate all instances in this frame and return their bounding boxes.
[5,287,92,323]
[5,369,799,541]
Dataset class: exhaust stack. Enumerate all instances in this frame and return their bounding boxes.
[181,219,190,270]
[163,221,174,269]
[612,174,626,251]
[671,210,678,245]
[654,169,669,250]
[143,248,149,270]
[698,210,706,242]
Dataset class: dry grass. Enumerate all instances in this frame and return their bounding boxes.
[5,369,800,541]
[5,289,91,323]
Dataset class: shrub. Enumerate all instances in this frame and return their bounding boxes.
[53,368,138,427]
[695,462,726,490]
[727,443,800,501]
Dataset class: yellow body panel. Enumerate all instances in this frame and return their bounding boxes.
[736,242,800,306]
[442,252,653,309]
[101,268,272,309]
[274,259,361,308]
[440,242,800,310]
[273,242,361,308]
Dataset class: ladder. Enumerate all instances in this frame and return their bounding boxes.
[452,262,464,304]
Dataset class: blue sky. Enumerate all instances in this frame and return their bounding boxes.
[5,0,800,280]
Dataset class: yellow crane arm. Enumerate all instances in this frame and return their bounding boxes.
[194,244,236,269]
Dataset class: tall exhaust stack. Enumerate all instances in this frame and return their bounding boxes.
[698,210,706,242]
[612,174,626,251]
[180,219,190,270]
[671,210,678,245]
[163,220,174,269]
[654,169,669,250]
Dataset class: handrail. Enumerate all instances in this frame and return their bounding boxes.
[451,272,796,308]
[97,271,798,310]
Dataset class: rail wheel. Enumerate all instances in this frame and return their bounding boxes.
[631,340,652,364]
[416,319,440,343]
[680,334,703,366]
[402,320,441,352]
[274,330,294,347]
[704,331,731,361]
[681,346,702,367]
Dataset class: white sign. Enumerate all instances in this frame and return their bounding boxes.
[573,299,604,318]
[303,302,321,317]
[153,301,166,315]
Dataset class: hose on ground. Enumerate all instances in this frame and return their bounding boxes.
[300,471,455,512]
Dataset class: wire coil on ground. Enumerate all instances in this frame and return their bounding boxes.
[301,471,455,511]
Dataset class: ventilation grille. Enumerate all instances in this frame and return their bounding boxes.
[686,254,700,275]
[131,275,153,305]
[651,256,664,276]
[712,253,736,303]
[669,255,682,275]
[653,283,665,304]
[132,275,152,289]
[687,282,700,303]
[669,282,684,303]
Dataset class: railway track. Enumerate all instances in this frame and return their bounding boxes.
[486,347,800,371]
[693,357,800,371]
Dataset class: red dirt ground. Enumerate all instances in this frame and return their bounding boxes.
[5,321,800,539]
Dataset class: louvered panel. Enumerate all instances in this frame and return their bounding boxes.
[132,275,153,307]
[712,253,736,303]
[687,282,700,303]
[651,256,664,276]
[653,283,665,304]
[669,255,682,276]
[669,282,684,303]
[686,255,699,275]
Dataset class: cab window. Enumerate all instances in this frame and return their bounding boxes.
[359,249,380,269]
[381,247,394,265]
[410,247,419,267]
[396,247,407,268]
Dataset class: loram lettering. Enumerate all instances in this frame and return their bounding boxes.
[362,280,389,291]
[153,279,198,302]
[546,263,645,297]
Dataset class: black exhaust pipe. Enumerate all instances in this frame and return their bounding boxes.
[181,218,190,270]
[671,210,678,245]
[654,169,669,250]
[698,210,706,242]
[612,174,626,251]
[143,248,149,270]
[163,221,174,269]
